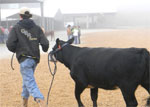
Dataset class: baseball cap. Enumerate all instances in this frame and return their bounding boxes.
[19,7,31,15]
[19,7,32,18]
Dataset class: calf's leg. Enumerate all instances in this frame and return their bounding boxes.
[90,88,98,107]
[75,83,85,107]
[141,84,150,106]
[120,86,138,107]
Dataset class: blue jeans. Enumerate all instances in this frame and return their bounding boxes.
[74,36,79,44]
[68,35,73,40]
[20,58,44,100]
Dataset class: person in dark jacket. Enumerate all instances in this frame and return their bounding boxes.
[6,7,49,107]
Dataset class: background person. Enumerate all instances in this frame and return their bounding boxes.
[67,25,73,40]
[0,26,5,43]
[78,26,81,44]
[72,26,79,44]
[4,28,9,43]
[6,7,49,107]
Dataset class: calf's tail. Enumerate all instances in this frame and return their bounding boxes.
[141,49,150,106]
[147,97,150,106]
[146,51,150,106]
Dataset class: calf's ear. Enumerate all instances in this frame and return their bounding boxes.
[67,37,74,44]
[56,38,60,46]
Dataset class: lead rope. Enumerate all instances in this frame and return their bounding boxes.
[47,52,57,106]
[11,53,15,70]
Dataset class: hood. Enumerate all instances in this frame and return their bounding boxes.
[18,19,36,29]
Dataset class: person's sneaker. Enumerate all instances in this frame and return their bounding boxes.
[35,99,47,107]
[22,98,28,107]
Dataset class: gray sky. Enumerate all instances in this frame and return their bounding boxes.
[1,0,150,19]
[44,0,150,17]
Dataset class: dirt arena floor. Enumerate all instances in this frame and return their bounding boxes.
[0,29,150,107]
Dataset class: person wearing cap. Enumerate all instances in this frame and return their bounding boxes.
[6,7,49,107]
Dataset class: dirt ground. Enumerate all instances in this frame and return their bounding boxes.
[0,29,150,107]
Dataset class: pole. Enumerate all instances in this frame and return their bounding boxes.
[0,4,1,26]
[40,2,44,28]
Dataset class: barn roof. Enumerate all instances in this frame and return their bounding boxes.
[6,13,41,20]
[1,0,43,4]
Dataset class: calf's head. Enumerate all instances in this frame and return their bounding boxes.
[49,37,74,62]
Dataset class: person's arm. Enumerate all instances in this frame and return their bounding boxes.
[6,27,18,53]
[39,28,49,52]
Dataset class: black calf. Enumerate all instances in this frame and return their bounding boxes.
[50,38,150,107]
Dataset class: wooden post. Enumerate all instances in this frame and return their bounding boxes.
[86,15,89,29]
